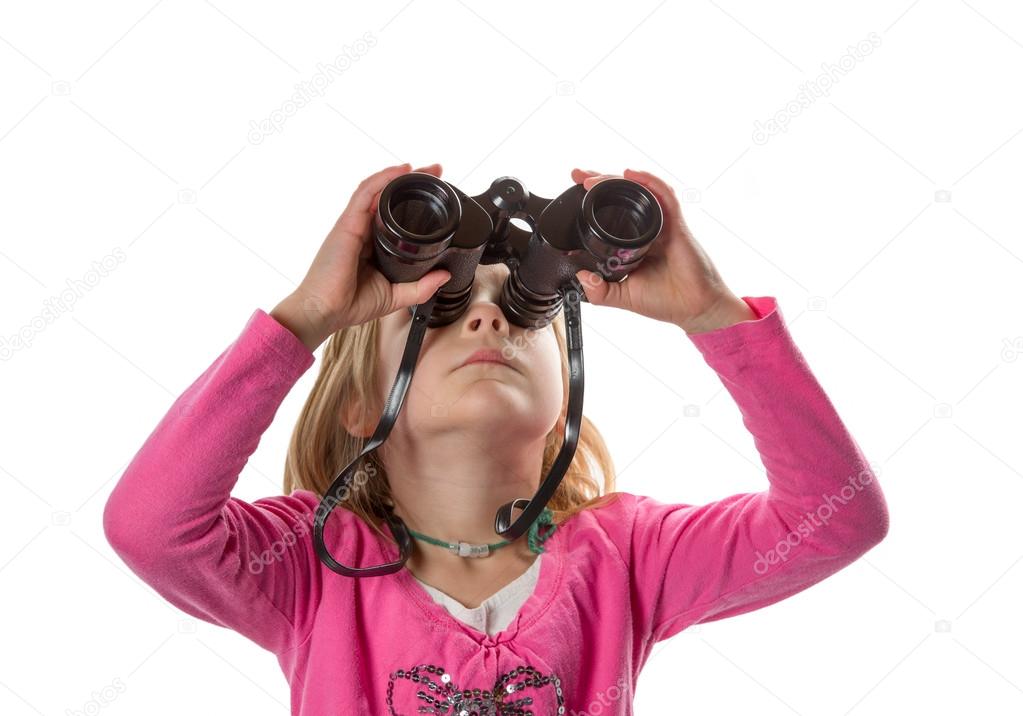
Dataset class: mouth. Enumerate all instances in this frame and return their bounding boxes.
[460,359,514,369]
[458,349,517,373]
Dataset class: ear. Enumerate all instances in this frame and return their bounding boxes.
[548,412,567,444]
[341,397,374,439]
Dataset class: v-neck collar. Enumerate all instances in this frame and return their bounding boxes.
[414,551,543,611]
[395,524,566,647]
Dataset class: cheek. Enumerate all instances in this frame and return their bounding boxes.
[529,333,565,403]
[382,333,454,426]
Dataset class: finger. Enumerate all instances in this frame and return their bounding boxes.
[334,163,412,248]
[622,168,682,223]
[581,173,623,190]
[570,168,603,184]
[348,163,412,216]
[412,163,443,177]
[574,269,626,309]
[389,268,452,311]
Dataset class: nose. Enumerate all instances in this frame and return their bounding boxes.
[459,299,510,338]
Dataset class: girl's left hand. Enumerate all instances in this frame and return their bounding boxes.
[570,168,755,334]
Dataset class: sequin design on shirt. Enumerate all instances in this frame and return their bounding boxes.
[386,662,566,714]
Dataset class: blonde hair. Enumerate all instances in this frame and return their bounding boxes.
[282,307,620,545]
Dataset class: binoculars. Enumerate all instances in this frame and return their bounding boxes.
[374,172,663,329]
[313,171,664,577]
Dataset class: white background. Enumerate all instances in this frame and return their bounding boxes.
[2,1,1022,714]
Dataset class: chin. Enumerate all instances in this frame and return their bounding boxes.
[443,388,523,414]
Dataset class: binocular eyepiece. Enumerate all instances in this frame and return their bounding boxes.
[372,172,663,329]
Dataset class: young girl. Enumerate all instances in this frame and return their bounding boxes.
[103,162,890,714]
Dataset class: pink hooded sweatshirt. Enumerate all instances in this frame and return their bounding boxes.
[103,295,889,715]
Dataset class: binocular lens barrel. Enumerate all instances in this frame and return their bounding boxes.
[594,193,652,242]
[374,176,461,265]
[578,179,661,270]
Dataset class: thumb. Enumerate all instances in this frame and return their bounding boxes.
[392,269,451,310]
[575,270,618,307]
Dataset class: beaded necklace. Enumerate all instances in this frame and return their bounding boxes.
[406,507,557,558]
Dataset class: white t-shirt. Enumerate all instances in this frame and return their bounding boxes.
[412,552,543,636]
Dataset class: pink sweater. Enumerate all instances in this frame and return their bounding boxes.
[103,295,889,715]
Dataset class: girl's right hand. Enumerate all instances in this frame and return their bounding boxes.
[272,163,453,351]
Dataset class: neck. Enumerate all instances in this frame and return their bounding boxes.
[379,429,548,568]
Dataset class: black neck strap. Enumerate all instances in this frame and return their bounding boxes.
[313,283,585,577]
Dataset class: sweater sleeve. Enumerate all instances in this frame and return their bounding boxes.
[102,308,320,655]
[627,296,890,644]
